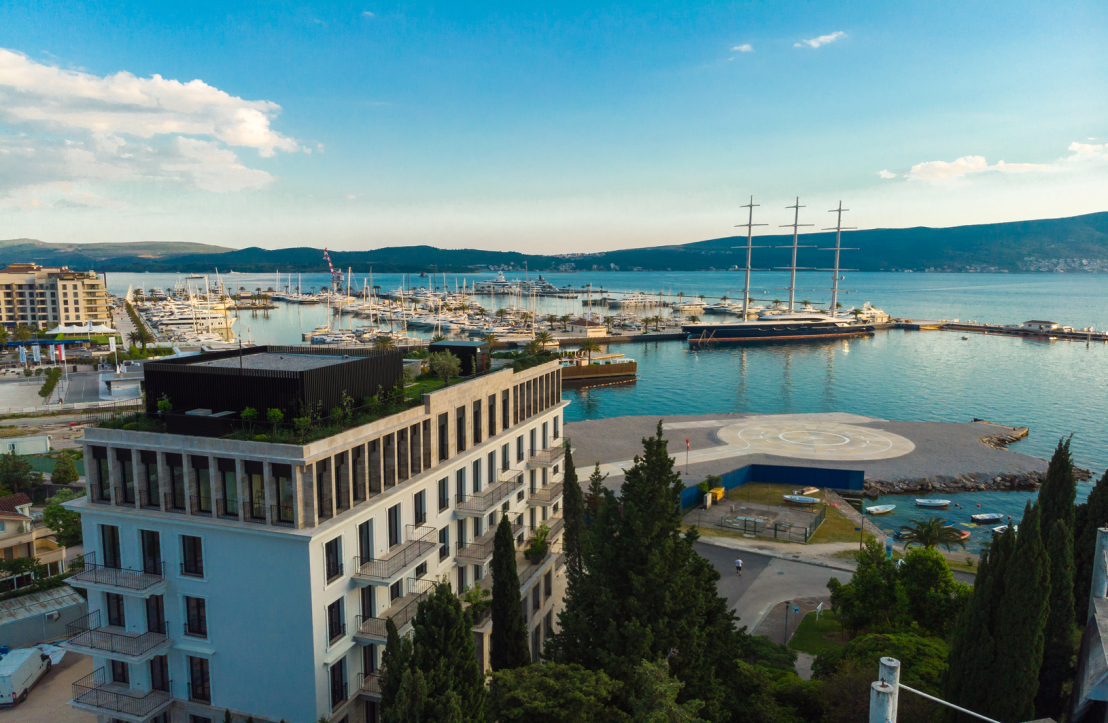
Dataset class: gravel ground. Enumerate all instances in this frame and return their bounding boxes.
[566,412,1048,491]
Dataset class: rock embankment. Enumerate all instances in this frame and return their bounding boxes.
[863,467,1092,497]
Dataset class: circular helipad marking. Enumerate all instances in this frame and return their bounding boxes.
[779,430,850,447]
[716,421,914,461]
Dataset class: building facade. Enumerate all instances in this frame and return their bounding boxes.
[0,263,112,329]
[64,357,568,723]
[0,492,67,588]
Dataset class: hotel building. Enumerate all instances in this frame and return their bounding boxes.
[63,346,568,723]
[0,263,112,329]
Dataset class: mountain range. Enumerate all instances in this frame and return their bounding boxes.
[2,211,1106,274]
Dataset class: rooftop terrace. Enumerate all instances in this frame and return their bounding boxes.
[189,353,351,372]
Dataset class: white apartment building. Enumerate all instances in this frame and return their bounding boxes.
[64,347,567,723]
[0,263,113,329]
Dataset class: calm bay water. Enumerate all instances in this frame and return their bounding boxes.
[108,270,1108,482]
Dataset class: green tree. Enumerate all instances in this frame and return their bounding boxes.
[487,662,626,723]
[1035,438,1077,719]
[1074,469,1108,621]
[585,463,607,518]
[896,516,967,551]
[127,330,143,348]
[827,540,910,635]
[380,618,414,718]
[428,351,461,386]
[50,451,80,487]
[897,547,971,636]
[628,659,706,723]
[409,580,485,721]
[374,335,397,351]
[43,488,84,546]
[989,502,1050,723]
[813,633,948,694]
[944,525,1016,722]
[0,451,39,498]
[491,514,531,670]
[14,325,31,342]
[266,408,284,431]
[561,446,586,576]
[579,338,601,363]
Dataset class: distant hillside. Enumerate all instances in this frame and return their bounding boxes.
[3,211,1107,273]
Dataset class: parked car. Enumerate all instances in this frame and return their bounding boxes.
[0,648,52,706]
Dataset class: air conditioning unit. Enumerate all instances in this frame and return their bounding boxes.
[45,611,60,622]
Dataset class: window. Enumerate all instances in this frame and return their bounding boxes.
[387,505,401,548]
[434,525,450,561]
[502,390,510,430]
[488,395,497,437]
[473,401,482,444]
[361,586,376,619]
[516,436,524,462]
[530,429,537,456]
[487,452,496,487]
[141,529,161,576]
[357,521,373,566]
[533,585,541,613]
[502,444,510,470]
[415,561,427,577]
[438,478,449,511]
[438,413,449,461]
[185,596,208,637]
[325,538,343,582]
[188,656,211,703]
[363,643,378,677]
[544,570,553,599]
[472,458,482,493]
[455,468,466,503]
[544,610,554,639]
[542,422,549,449]
[151,655,170,692]
[457,564,467,592]
[111,659,129,684]
[456,518,467,551]
[554,416,560,439]
[414,490,426,525]
[330,658,348,710]
[106,592,126,627]
[101,524,121,568]
[181,535,204,577]
[456,406,467,452]
[390,580,402,601]
[327,598,345,643]
[146,595,166,634]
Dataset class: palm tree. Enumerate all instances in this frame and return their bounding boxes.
[431,333,447,343]
[127,330,143,349]
[579,338,601,364]
[374,336,397,351]
[688,315,701,323]
[481,333,498,345]
[524,339,543,355]
[897,517,967,552]
[495,308,508,320]
[559,314,571,330]
[535,330,554,347]
[801,299,811,307]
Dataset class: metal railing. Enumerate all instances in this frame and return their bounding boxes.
[188,681,211,704]
[138,489,160,510]
[190,494,213,516]
[456,471,524,513]
[359,671,381,695]
[331,680,349,711]
[455,519,523,562]
[113,485,136,506]
[89,481,111,504]
[179,561,204,578]
[326,561,345,584]
[69,552,164,591]
[353,525,437,581]
[271,503,295,527]
[529,446,565,466]
[183,618,208,638]
[355,577,434,638]
[328,622,347,644]
[163,490,186,513]
[530,482,563,503]
[64,610,169,657]
[217,498,239,518]
[245,500,266,523]
[545,515,565,538]
[72,668,172,717]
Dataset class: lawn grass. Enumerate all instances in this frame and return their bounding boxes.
[404,377,446,399]
[724,482,822,507]
[788,609,849,657]
[809,504,878,545]
[683,523,802,545]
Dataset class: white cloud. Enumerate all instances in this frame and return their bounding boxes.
[877,170,897,179]
[795,31,845,49]
[361,11,375,18]
[0,47,297,200]
[1068,141,1105,155]
[878,143,1098,183]
[731,44,753,53]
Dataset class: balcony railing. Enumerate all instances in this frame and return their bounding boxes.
[529,482,563,503]
[138,490,160,510]
[163,490,186,514]
[529,445,566,466]
[546,515,565,538]
[69,552,164,592]
[63,611,169,658]
[189,494,213,516]
[353,525,437,581]
[455,519,523,563]
[72,668,172,717]
[359,671,381,696]
[244,500,266,524]
[456,470,524,514]
[113,486,136,506]
[89,481,111,505]
[355,577,434,638]
[271,503,295,527]
[217,498,239,519]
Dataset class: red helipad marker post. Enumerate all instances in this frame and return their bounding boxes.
[685,438,690,475]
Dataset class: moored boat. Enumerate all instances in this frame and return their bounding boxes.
[915,499,951,509]
[991,524,1019,534]
[970,512,1003,524]
[783,494,820,505]
[865,504,896,515]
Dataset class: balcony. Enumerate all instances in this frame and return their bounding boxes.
[352,525,437,584]
[358,672,382,700]
[529,482,563,504]
[61,611,170,664]
[70,668,172,722]
[189,494,213,516]
[528,445,565,468]
[163,491,186,514]
[68,553,166,597]
[354,577,434,641]
[271,503,296,527]
[455,469,524,516]
[455,519,523,563]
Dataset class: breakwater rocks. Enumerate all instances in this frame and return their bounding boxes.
[863,471,1044,497]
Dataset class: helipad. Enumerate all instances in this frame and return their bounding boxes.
[717,421,914,461]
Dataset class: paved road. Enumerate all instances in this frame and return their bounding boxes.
[695,542,843,633]
[6,651,94,723]
[60,372,103,404]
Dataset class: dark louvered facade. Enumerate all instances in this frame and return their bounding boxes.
[143,345,403,418]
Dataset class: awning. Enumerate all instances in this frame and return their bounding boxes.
[44,323,117,335]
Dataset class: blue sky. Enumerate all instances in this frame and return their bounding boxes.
[0,1,1105,252]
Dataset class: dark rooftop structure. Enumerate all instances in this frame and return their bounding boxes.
[428,340,490,376]
[144,345,403,425]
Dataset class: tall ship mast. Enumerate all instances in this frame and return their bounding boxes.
[683,196,876,346]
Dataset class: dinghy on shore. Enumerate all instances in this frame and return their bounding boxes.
[865,504,896,515]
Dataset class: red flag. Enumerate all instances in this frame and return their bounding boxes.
[686,438,690,449]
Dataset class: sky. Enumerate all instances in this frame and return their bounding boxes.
[0,1,1105,253]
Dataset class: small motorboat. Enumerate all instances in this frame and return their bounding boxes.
[991,524,1019,534]
[797,487,821,497]
[971,512,1003,524]
[915,499,951,509]
[783,495,820,505]
[954,529,972,541]
[865,504,897,516]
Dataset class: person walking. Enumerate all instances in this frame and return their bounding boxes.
[735,558,743,576]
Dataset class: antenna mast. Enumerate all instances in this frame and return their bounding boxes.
[778,197,814,313]
[732,196,767,320]
[819,201,858,318]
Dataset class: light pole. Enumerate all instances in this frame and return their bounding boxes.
[784,600,791,645]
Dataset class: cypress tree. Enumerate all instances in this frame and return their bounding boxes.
[410,580,486,721]
[490,514,531,670]
[562,446,586,576]
[1075,469,1108,621]
[585,463,608,518]
[990,502,1051,723]
[1034,438,1077,719]
[380,617,413,717]
[944,526,1014,721]
[548,421,754,722]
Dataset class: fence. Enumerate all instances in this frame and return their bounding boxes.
[714,504,828,542]
[0,397,143,417]
[678,462,864,510]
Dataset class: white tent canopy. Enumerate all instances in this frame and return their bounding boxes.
[44,322,117,335]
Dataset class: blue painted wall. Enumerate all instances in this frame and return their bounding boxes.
[678,463,864,509]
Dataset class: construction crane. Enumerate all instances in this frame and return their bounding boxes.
[322,248,343,290]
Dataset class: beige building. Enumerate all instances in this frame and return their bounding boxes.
[0,263,112,329]
[0,492,67,588]
[566,318,607,337]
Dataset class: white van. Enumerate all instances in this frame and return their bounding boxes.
[0,648,52,706]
